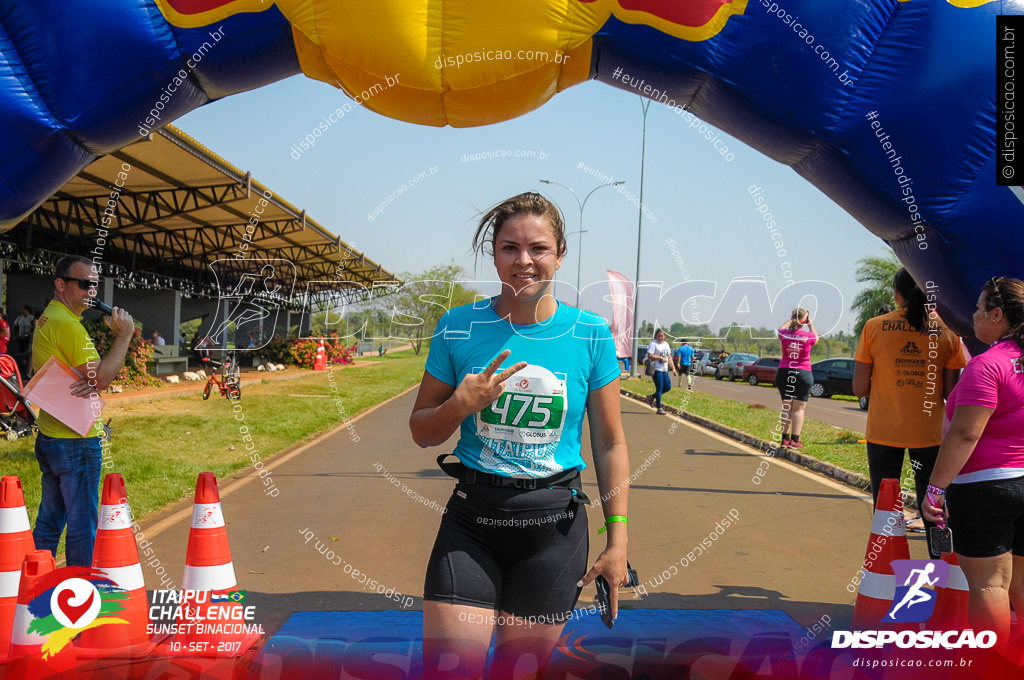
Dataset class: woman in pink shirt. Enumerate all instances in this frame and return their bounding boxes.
[923,277,1024,641]
[773,307,818,449]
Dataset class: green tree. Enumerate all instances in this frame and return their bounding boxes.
[851,251,901,337]
[381,262,478,354]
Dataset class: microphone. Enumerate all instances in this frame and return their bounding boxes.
[90,299,114,314]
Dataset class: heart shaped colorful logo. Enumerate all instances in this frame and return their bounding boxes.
[50,578,102,629]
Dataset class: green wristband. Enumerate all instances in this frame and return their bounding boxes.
[596,515,628,535]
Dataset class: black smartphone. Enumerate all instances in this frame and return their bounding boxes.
[929,526,953,555]
[595,575,613,628]
[594,565,640,629]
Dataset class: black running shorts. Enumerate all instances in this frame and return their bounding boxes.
[423,481,588,622]
[947,475,1024,558]
[774,367,813,402]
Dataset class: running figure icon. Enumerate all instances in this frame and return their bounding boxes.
[887,562,940,620]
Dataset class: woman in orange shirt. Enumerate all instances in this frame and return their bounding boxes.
[853,267,966,558]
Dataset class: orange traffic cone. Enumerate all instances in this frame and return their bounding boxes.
[0,476,35,663]
[852,478,912,629]
[77,473,155,658]
[170,473,260,657]
[183,473,236,595]
[6,550,80,679]
[929,552,969,631]
[313,338,327,371]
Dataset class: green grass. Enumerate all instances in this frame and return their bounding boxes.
[2,350,428,541]
[621,376,917,487]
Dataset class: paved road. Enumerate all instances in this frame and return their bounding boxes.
[138,386,929,643]
[674,374,868,432]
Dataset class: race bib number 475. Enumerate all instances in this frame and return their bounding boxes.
[476,365,567,445]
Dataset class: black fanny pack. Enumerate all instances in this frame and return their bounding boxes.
[436,454,591,503]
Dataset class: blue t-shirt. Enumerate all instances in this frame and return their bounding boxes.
[425,299,620,479]
[674,344,694,365]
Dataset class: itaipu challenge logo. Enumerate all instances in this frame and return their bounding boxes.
[27,568,130,657]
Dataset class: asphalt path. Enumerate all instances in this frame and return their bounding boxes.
[137,386,929,645]
[675,374,868,433]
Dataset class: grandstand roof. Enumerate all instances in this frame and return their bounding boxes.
[3,125,398,306]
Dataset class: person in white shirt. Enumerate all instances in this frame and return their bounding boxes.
[644,329,678,415]
[13,305,34,353]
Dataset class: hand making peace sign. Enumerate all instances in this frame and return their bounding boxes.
[453,349,528,415]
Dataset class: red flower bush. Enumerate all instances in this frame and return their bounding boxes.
[288,336,356,369]
[82,320,162,388]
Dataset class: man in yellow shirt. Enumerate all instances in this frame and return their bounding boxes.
[32,255,135,566]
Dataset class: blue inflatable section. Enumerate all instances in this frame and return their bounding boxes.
[0,1,298,224]
[0,0,1019,338]
[587,2,1018,336]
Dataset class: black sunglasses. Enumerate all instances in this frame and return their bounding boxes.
[60,277,99,290]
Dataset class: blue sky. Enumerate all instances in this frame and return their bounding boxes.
[178,74,889,335]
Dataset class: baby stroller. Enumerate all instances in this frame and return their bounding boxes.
[0,354,37,440]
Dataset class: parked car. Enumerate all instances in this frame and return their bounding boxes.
[689,349,706,372]
[810,357,870,409]
[695,350,723,376]
[742,356,781,386]
[715,353,759,381]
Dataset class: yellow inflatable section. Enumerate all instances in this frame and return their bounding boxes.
[284,0,598,127]
[153,0,751,127]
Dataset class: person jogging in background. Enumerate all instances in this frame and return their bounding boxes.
[855,267,966,559]
[409,192,630,680]
[674,339,694,387]
[774,308,818,450]
[644,329,677,414]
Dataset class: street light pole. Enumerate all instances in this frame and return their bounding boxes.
[540,179,625,307]
[630,99,652,378]
[567,228,588,305]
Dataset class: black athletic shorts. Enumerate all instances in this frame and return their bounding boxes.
[423,481,588,621]
[774,367,813,402]
[947,475,1024,558]
[677,364,691,375]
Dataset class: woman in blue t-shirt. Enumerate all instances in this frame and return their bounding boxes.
[409,192,630,679]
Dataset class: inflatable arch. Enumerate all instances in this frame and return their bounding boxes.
[0,0,1018,338]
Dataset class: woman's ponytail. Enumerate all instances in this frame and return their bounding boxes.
[894,268,927,332]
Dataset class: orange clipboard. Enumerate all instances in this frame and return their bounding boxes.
[23,355,103,436]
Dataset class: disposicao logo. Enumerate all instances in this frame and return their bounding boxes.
[886,559,948,623]
[26,567,130,658]
[832,559,996,650]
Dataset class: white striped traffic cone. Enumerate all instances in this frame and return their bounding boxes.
[171,473,258,657]
[182,472,236,593]
[6,551,79,678]
[77,473,155,657]
[929,552,969,631]
[852,478,912,629]
[0,476,34,663]
[313,338,327,371]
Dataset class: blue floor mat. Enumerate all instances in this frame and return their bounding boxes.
[254,609,823,678]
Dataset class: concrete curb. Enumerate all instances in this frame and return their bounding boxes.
[621,389,872,493]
